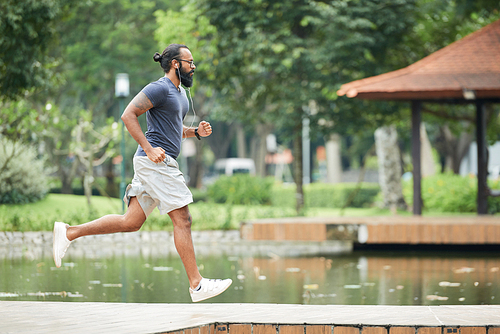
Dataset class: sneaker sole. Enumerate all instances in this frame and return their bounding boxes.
[53,222,66,268]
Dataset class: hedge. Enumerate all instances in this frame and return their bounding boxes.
[402,173,500,214]
[271,182,380,208]
[207,174,274,205]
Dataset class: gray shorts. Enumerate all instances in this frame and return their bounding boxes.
[123,156,193,217]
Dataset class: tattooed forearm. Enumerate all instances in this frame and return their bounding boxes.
[132,92,153,111]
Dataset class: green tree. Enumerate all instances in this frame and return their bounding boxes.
[154,0,499,205]
[55,0,175,114]
[0,99,58,142]
[0,0,64,100]
[69,111,119,207]
[154,3,222,188]
[45,0,179,195]
[196,0,418,213]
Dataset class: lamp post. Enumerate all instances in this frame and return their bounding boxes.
[115,73,129,213]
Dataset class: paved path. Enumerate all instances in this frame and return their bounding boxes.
[1,302,500,334]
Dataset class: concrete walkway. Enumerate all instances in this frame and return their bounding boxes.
[1,302,499,334]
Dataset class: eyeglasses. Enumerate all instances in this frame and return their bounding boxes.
[175,58,196,68]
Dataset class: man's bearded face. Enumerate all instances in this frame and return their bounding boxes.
[179,64,194,88]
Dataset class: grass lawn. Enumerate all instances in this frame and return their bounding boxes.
[0,194,123,232]
[0,193,480,232]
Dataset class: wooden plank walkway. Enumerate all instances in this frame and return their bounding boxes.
[1,301,499,334]
[240,216,500,245]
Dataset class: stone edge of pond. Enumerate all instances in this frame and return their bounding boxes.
[0,230,353,258]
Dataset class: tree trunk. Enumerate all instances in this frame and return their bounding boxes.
[293,126,304,214]
[84,147,93,208]
[326,133,342,183]
[189,139,204,189]
[374,125,407,211]
[61,172,73,194]
[59,155,79,194]
[249,123,272,177]
[437,124,473,174]
[420,123,436,177]
[235,123,247,158]
[105,159,118,197]
[206,121,236,160]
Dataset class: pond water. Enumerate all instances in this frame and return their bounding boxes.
[1,250,499,305]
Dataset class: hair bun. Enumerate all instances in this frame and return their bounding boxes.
[153,52,163,62]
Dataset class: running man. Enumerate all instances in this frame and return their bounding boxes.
[53,43,232,302]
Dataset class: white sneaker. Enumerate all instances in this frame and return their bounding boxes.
[53,222,71,268]
[189,278,232,302]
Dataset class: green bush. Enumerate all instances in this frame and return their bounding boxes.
[190,187,208,202]
[0,137,48,204]
[271,183,296,207]
[488,179,500,214]
[272,182,381,208]
[207,174,274,205]
[402,173,500,214]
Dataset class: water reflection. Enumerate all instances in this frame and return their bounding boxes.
[1,250,499,305]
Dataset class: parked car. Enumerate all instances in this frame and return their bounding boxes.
[214,158,256,176]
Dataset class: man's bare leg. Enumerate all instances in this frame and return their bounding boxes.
[168,205,202,290]
[53,197,147,268]
[66,197,147,241]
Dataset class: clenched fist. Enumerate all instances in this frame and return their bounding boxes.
[197,121,212,137]
[146,146,166,163]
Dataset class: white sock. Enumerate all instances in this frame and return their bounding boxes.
[194,281,202,291]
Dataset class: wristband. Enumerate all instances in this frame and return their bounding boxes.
[194,127,201,140]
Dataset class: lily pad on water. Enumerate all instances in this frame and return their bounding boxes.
[439,281,461,287]
[303,284,319,290]
[343,284,362,289]
[426,294,449,301]
[152,267,173,272]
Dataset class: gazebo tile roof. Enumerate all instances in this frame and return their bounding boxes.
[338,19,500,100]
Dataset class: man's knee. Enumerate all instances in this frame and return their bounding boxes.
[122,216,145,232]
[127,220,144,232]
[174,215,192,229]
[123,196,146,232]
[170,206,192,229]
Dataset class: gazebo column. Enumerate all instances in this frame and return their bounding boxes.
[411,100,422,215]
[476,101,488,214]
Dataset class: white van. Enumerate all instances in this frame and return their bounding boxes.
[214,158,256,176]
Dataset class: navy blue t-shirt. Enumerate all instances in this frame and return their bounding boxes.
[134,77,189,159]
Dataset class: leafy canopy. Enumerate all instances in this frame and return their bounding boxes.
[0,0,63,100]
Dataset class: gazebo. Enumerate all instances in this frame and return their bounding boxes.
[337,19,500,215]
